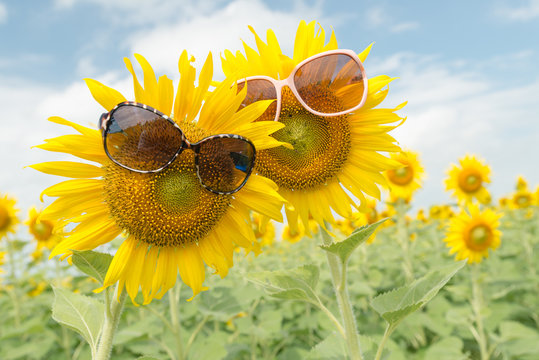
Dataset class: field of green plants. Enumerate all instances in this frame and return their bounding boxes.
[1,204,537,360]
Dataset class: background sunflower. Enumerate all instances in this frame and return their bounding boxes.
[445,204,502,264]
[0,193,19,240]
[445,154,491,204]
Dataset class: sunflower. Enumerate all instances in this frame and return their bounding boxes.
[445,154,491,204]
[26,206,61,250]
[510,176,534,209]
[0,193,19,239]
[221,20,405,233]
[31,51,286,304]
[445,204,502,264]
[0,251,5,273]
[251,213,276,250]
[511,189,533,209]
[384,150,424,202]
[282,223,305,244]
[515,175,528,191]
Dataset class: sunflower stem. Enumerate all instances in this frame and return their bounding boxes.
[320,225,363,360]
[95,283,126,360]
[395,199,414,282]
[5,235,21,328]
[374,323,395,360]
[471,265,489,360]
[169,282,185,360]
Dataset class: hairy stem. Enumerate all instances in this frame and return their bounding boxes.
[320,226,363,360]
[95,284,127,360]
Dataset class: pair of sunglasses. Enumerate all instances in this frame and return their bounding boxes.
[237,49,368,121]
[99,102,255,195]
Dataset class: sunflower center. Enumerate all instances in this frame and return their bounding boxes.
[515,194,531,207]
[255,87,351,190]
[387,166,414,186]
[31,221,54,242]
[458,170,483,193]
[0,206,9,231]
[103,122,231,247]
[466,224,492,251]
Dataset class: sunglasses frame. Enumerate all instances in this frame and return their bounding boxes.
[99,101,256,195]
[237,49,368,121]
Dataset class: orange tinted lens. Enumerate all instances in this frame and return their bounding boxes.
[105,106,183,171]
[238,79,278,121]
[294,53,365,114]
[197,137,255,193]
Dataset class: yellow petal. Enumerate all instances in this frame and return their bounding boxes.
[28,161,103,178]
[85,78,126,111]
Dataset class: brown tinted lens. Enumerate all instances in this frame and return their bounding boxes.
[237,79,278,121]
[197,137,255,193]
[105,105,183,171]
[294,54,365,114]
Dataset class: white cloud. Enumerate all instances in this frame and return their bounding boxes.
[390,22,419,33]
[54,0,223,25]
[126,0,328,78]
[495,0,539,21]
[366,6,419,33]
[368,52,539,205]
[0,2,7,24]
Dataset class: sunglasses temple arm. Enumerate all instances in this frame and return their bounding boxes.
[98,112,108,131]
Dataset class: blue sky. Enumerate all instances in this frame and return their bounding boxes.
[1,0,538,215]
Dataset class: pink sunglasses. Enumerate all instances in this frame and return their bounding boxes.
[237,49,368,121]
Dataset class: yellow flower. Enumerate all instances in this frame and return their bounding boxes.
[26,206,61,250]
[515,175,528,191]
[221,20,404,233]
[445,204,502,264]
[252,213,276,250]
[416,209,428,223]
[0,193,19,239]
[510,176,534,209]
[511,189,533,209]
[0,251,5,273]
[445,154,491,204]
[282,223,305,244]
[28,280,48,297]
[384,150,424,202]
[31,51,286,304]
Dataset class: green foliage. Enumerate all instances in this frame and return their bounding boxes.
[247,264,320,304]
[1,207,538,359]
[320,220,386,265]
[51,286,104,356]
[370,261,465,327]
[71,250,113,284]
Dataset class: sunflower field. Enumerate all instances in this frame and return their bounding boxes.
[1,19,539,360]
[1,191,538,360]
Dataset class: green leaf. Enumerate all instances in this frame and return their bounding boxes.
[137,357,162,360]
[370,261,465,327]
[497,321,539,357]
[306,333,347,360]
[198,285,260,321]
[320,220,386,264]
[424,337,467,360]
[189,331,228,360]
[247,264,320,304]
[51,286,104,352]
[72,250,113,284]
